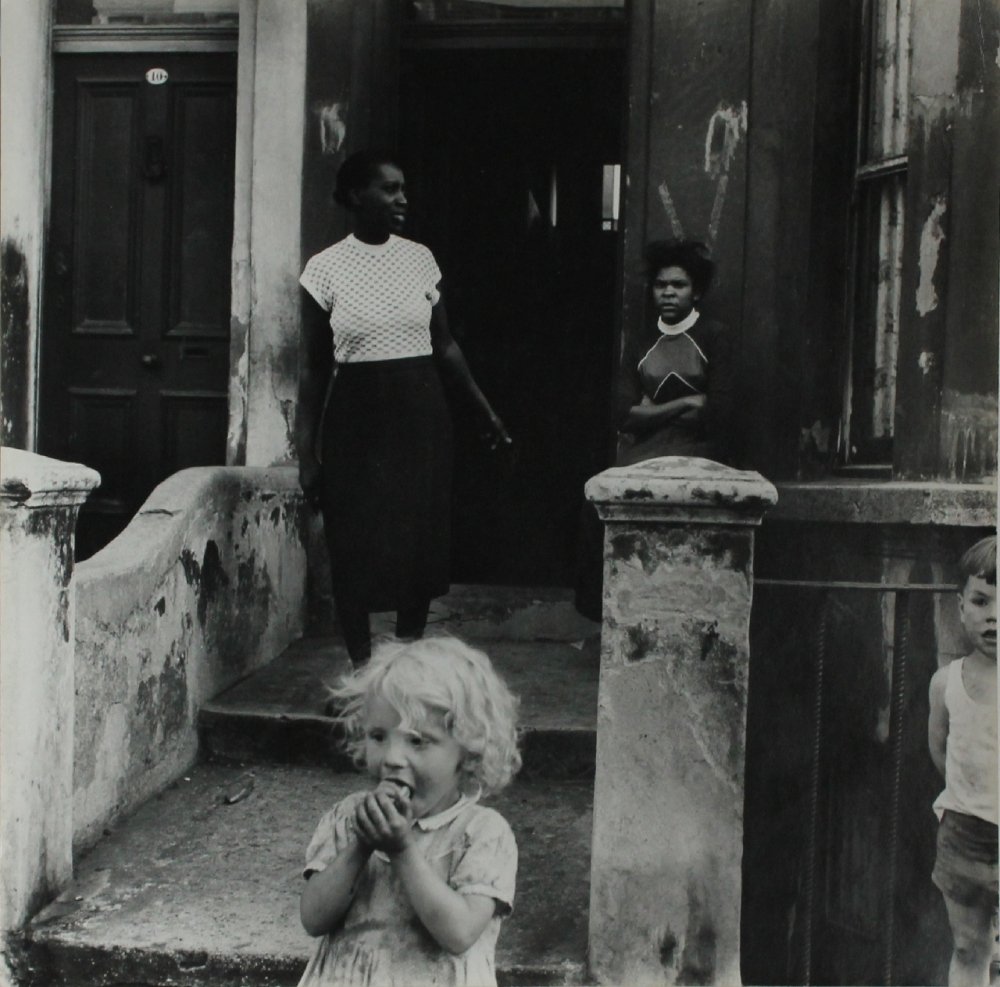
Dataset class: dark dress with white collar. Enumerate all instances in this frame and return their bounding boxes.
[574,312,734,620]
[614,314,734,465]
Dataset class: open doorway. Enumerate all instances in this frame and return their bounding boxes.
[399,44,625,585]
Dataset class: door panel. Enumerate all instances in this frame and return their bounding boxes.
[42,53,236,559]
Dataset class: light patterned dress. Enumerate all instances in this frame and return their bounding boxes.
[299,234,442,364]
[298,792,517,987]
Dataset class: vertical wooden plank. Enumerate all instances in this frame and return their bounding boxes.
[616,0,654,423]
[936,0,999,479]
[302,0,357,262]
[618,0,751,465]
[741,0,821,478]
[893,3,958,477]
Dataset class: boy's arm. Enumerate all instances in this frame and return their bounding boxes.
[928,666,949,778]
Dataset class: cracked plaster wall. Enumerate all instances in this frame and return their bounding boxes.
[72,466,307,850]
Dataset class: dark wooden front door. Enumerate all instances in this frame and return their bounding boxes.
[41,53,236,559]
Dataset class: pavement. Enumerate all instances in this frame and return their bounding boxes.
[18,587,602,987]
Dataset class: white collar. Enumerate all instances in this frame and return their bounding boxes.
[370,792,479,861]
[347,233,395,255]
[658,309,700,336]
[415,791,479,831]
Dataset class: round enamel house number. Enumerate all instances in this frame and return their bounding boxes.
[145,68,169,85]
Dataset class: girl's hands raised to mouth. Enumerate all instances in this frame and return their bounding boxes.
[356,783,414,855]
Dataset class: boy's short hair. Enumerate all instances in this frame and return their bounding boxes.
[958,535,996,587]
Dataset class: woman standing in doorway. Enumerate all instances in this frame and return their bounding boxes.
[575,238,735,619]
[297,150,510,664]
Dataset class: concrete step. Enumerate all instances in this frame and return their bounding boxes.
[199,630,600,781]
[21,762,594,987]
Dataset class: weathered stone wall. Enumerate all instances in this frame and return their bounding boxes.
[73,466,306,849]
[0,449,98,968]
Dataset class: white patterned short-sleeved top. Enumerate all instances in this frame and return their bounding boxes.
[299,234,442,363]
[298,791,517,987]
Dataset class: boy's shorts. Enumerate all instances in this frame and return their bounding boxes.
[932,810,999,911]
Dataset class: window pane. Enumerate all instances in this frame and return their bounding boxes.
[56,0,238,25]
[864,0,910,161]
[848,174,905,460]
[406,0,625,22]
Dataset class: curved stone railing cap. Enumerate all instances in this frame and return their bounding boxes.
[585,456,778,521]
[0,447,100,507]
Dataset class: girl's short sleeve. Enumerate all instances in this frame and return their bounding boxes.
[299,252,335,313]
[303,792,365,879]
[449,809,518,915]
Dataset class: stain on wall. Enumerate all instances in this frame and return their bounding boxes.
[1,240,31,448]
[72,467,307,850]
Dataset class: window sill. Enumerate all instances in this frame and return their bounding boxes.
[769,478,997,527]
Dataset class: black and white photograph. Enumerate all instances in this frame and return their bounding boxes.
[1,1,997,985]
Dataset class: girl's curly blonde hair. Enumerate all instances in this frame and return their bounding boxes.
[329,634,522,796]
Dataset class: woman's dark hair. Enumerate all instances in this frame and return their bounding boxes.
[333,149,402,208]
[644,239,716,297]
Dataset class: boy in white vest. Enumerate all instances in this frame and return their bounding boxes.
[929,536,998,987]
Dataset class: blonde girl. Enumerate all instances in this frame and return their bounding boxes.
[297,636,521,987]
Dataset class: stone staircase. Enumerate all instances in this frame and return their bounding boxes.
[17,587,601,987]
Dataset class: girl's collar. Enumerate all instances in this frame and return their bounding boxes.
[414,790,480,831]
[347,233,396,254]
[658,309,700,336]
[371,792,480,860]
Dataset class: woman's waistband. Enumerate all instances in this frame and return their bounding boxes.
[335,355,435,375]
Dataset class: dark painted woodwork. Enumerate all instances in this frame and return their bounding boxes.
[41,53,235,558]
[301,0,400,261]
[742,0,859,479]
[936,0,1000,479]
[619,0,751,464]
[895,0,1000,479]
[744,522,988,985]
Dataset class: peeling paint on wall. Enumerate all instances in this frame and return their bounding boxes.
[940,389,998,479]
[227,324,249,464]
[657,181,685,238]
[313,99,347,156]
[916,195,947,316]
[1,239,31,448]
[704,101,747,247]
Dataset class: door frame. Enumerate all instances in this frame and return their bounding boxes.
[41,14,252,466]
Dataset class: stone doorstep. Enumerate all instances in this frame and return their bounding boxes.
[198,635,600,780]
[20,763,593,987]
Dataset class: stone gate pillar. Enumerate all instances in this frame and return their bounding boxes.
[0,449,99,937]
[586,457,777,987]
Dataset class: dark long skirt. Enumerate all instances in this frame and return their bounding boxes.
[320,356,452,613]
